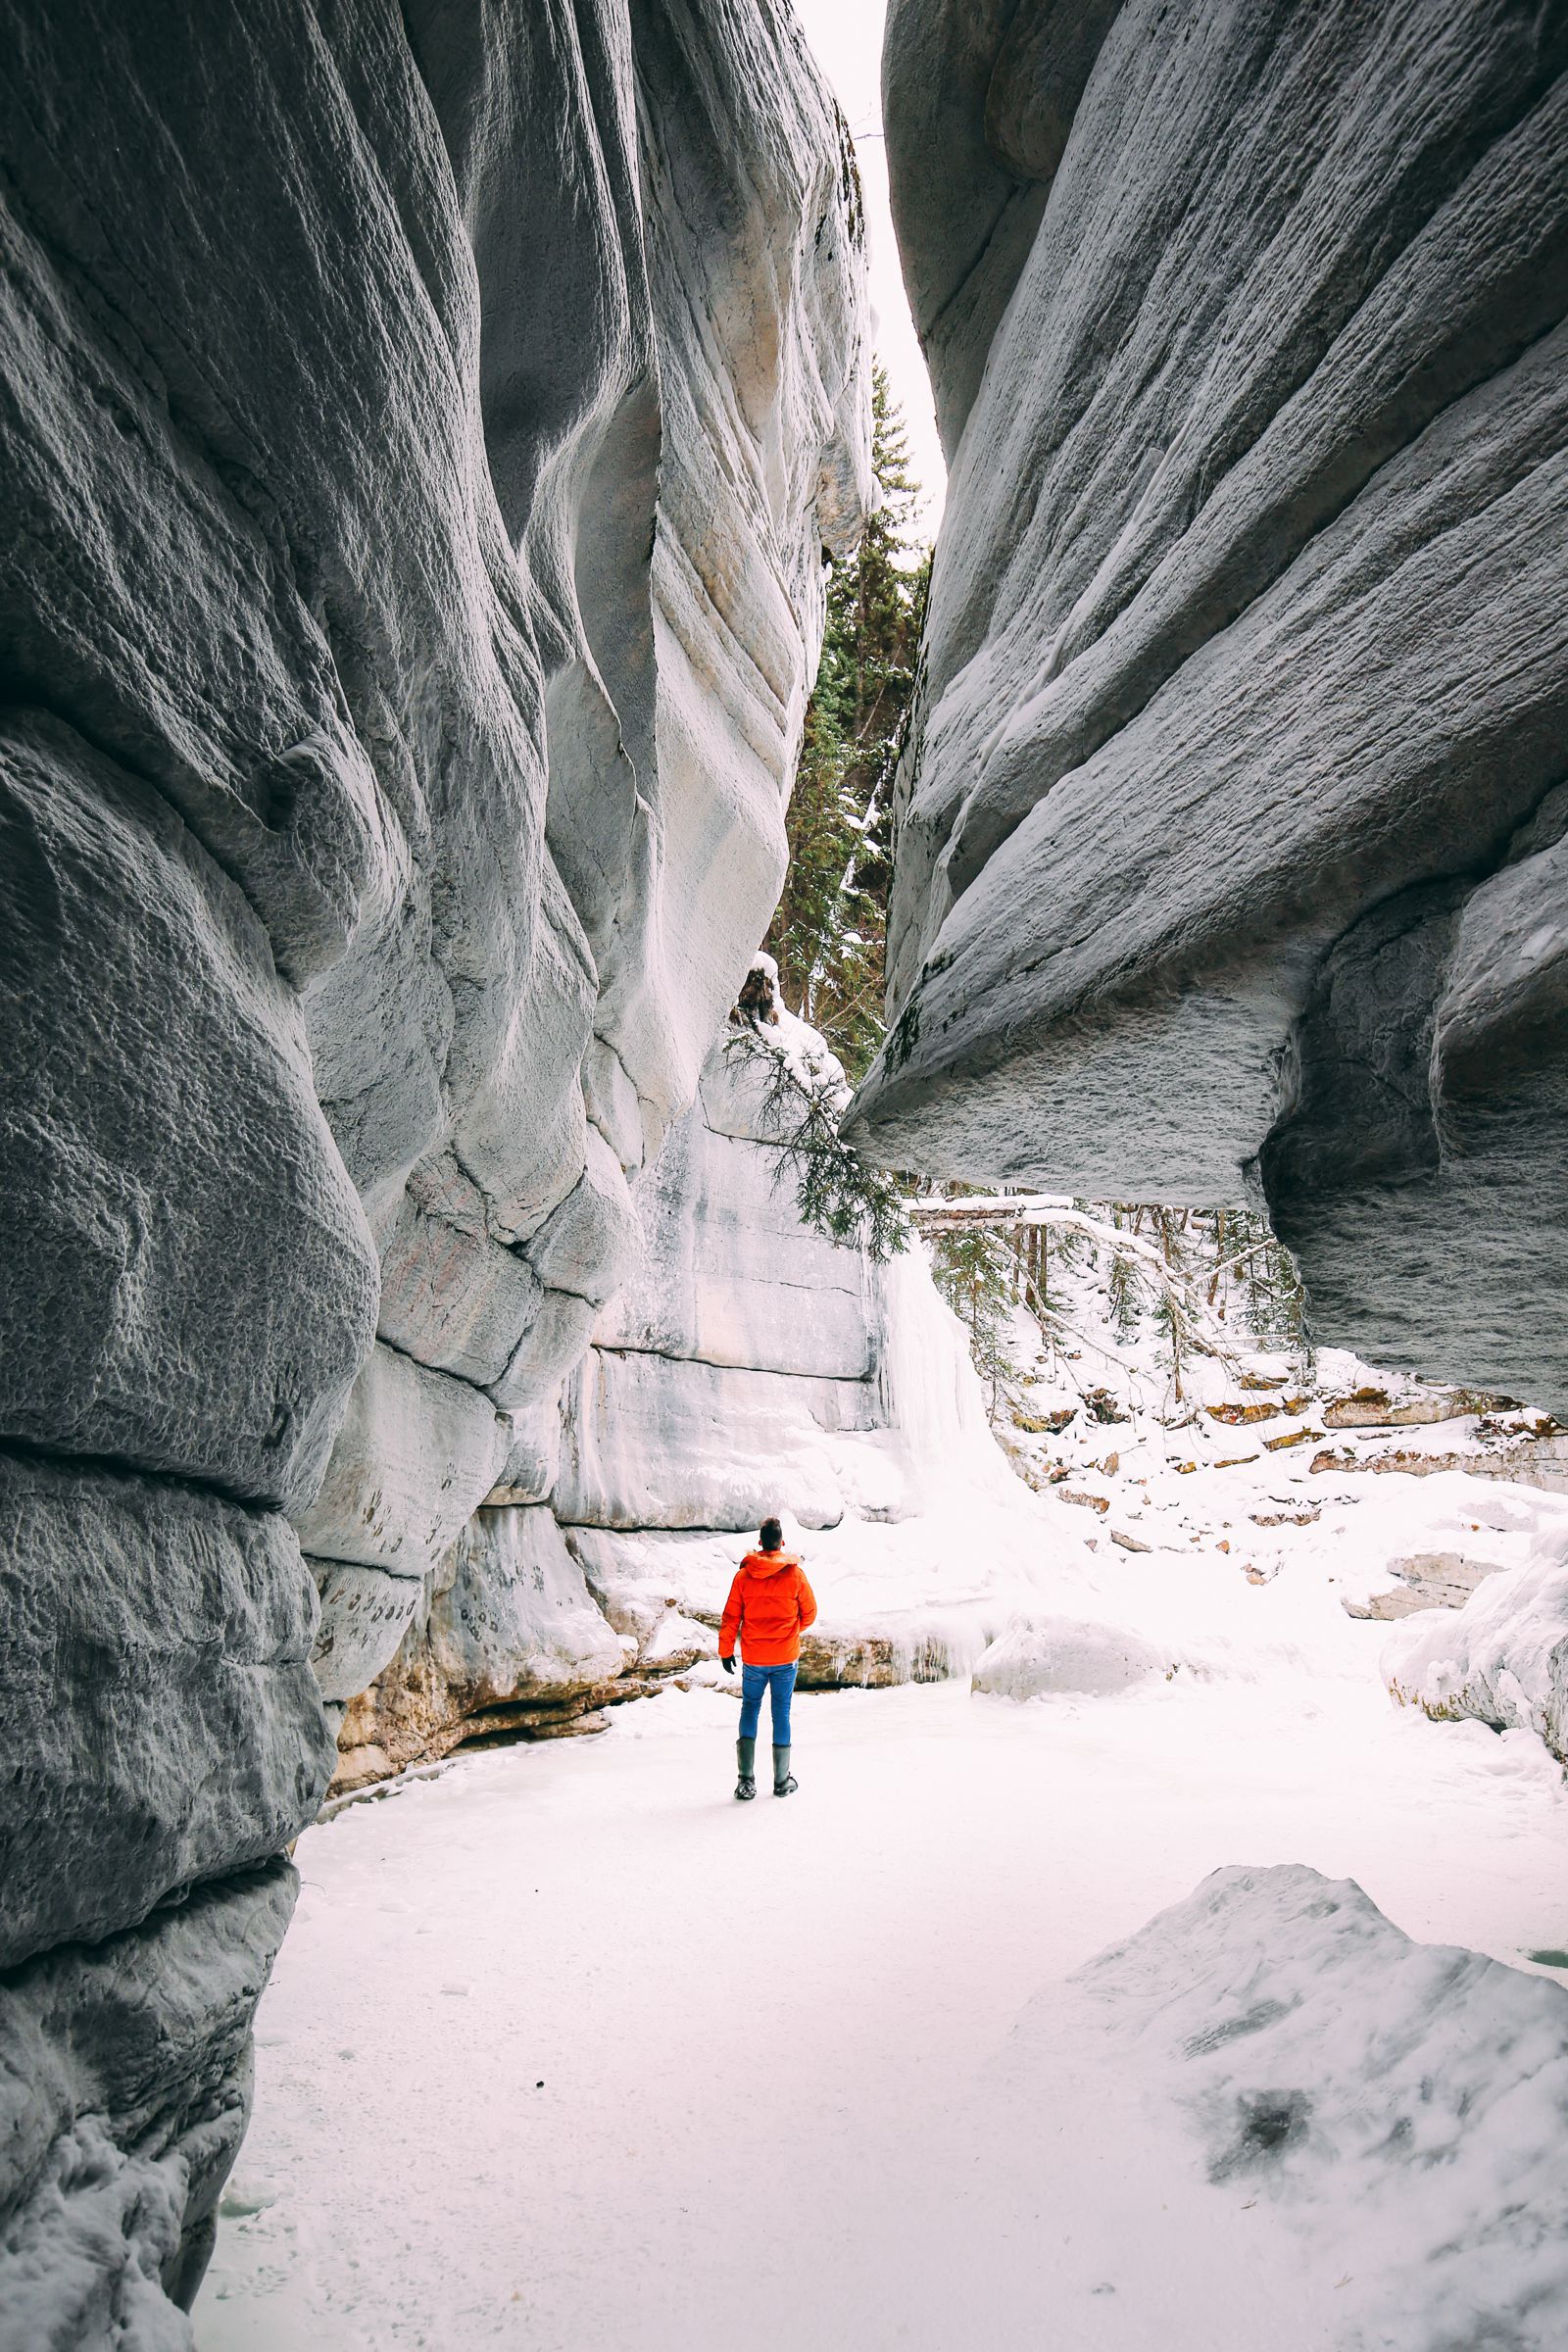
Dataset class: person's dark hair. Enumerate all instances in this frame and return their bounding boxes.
[759,1516,783,1552]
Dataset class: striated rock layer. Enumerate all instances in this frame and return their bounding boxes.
[338,966,1049,1784]
[852,0,1568,1406]
[0,4,867,2334]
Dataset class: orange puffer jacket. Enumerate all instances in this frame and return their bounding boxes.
[719,1551,817,1667]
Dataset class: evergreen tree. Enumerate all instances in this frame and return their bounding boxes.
[929,1225,1015,1408]
[767,363,929,1078]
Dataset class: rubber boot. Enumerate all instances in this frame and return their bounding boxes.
[772,1745,798,1797]
[735,1737,757,1801]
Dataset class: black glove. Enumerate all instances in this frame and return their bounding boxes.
[720,1654,735,1676]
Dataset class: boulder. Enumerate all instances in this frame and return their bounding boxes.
[1342,1550,1509,1622]
[1055,1864,1568,2347]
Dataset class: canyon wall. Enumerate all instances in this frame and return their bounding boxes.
[852,0,1568,1408]
[0,6,867,2339]
[334,961,1042,1783]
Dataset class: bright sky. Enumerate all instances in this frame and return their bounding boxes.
[792,0,947,535]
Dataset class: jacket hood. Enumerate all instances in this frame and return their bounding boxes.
[742,1548,798,1578]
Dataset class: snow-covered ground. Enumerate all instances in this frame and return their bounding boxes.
[198,1216,1568,2351]
[200,1598,1568,2349]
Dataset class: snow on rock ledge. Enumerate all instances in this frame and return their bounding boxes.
[1383,1545,1568,1764]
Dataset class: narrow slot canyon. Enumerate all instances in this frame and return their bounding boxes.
[2,6,1566,2350]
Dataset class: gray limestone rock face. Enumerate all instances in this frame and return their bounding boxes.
[292,1342,511,1586]
[1263,861,1568,1405]
[308,1562,428,1708]
[333,1504,627,1783]
[0,1452,334,1973]
[372,1185,546,1391]
[1,0,868,1552]
[855,0,1568,1403]
[345,984,1013,1780]
[0,717,379,1515]
[594,1101,876,1380]
[555,974,1046,1552]
[558,1003,888,1535]
[0,1861,297,2352]
[556,1346,880,1534]
[0,0,868,2333]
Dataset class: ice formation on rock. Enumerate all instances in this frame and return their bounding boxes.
[851,0,1568,1406]
[0,5,867,2333]
[561,989,1054,1688]
[338,973,1055,1781]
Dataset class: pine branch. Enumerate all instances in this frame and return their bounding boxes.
[722,1028,909,1263]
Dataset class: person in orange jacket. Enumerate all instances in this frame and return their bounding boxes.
[719,1516,816,1799]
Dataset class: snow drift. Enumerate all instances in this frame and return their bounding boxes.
[1054,1863,1568,2350]
[971,1617,1173,1699]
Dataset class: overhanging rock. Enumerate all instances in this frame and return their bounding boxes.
[854,0,1568,1406]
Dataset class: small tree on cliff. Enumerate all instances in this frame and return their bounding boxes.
[767,363,928,1080]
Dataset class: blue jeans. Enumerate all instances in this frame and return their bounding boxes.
[739,1662,797,1745]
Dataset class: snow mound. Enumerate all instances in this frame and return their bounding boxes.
[972,1617,1171,1699]
[1383,1542,1568,1762]
[1067,1863,1568,2350]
